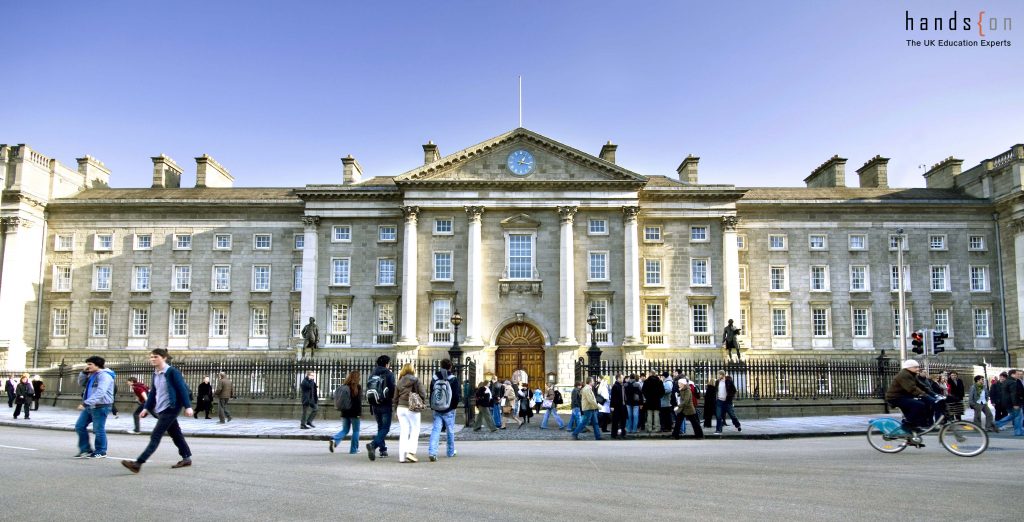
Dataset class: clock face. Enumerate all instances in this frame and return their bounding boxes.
[507,149,535,176]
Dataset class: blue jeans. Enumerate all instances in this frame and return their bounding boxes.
[492,404,503,428]
[137,408,191,464]
[572,410,602,439]
[75,405,111,455]
[429,410,456,457]
[332,417,361,453]
[626,405,640,432]
[995,407,1024,435]
[715,400,741,432]
[371,406,392,453]
[541,408,565,428]
[569,407,582,430]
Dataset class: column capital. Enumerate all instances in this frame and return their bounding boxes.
[301,215,320,228]
[622,205,640,223]
[465,205,485,222]
[1010,218,1024,234]
[557,205,578,224]
[1,217,30,233]
[722,215,739,231]
[401,205,420,223]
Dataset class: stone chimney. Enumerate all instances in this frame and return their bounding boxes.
[804,155,847,188]
[599,141,618,164]
[923,157,963,189]
[422,141,440,165]
[342,155,363,185]
[151,154,182,189]
[676,155,699,183]
[195,154,234,188]
[76,155,111,188]
[856,155,889,188]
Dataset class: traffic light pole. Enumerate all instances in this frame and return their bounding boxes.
[896,229,907,363]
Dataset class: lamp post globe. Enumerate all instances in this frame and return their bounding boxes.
[448,310,463,363]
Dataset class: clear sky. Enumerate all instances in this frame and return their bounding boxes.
[3,0,1021,189]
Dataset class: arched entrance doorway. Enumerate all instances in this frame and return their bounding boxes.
[495,323,545,388]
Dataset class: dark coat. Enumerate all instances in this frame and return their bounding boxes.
[143,365,192,413]
[370,366,397,407]
[642,377,664,405]
[625,380,644,406]
[15,382,34,403]
[475,385,493,408]
[341,384,362,418]
[1007,377,1024,408]
[196,382,214,410]
[991,380,1007,408]
[947,377,965,400]
[715,377,738,402]
[300,377,319,406]
[610,381,626,409]
[703,383,716,411]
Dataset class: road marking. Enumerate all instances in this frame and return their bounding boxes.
[0,444,38,451]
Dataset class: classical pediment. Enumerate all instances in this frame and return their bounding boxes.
[393,128,647,187]
[500,214,542,229]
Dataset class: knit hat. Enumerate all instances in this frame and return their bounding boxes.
[902,359,920,369]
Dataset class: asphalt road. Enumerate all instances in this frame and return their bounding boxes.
[1,426,1020,521]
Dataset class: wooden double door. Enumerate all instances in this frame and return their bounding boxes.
[494,323,545,388]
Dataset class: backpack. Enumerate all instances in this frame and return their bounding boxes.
[334,384,353,412]
[430,375,454,412]
[366,373,388,407]
[554,390,564,405]
[475,387,492,407]
[689,384,700,407]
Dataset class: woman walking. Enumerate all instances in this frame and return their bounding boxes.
[395,363,426,463]
[518,384,533,425]
[330,371,363,454]
[540,385,565,429]
[13,374,33,420]
[502,380,522,428]
[195,377,214,420]
[946,371,966,421]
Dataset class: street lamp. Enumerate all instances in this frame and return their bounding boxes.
[448,310,463,364]
[587,308,601,378]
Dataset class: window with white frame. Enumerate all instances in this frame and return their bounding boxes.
[933,308,950,336]
[173,233,192,250]
[93,265,112,292]
[377,259,396,286]
[507,233,534,279]
[850,265,869,291]
[973,308,990,338]
[810,265,829,291]
[930,265,949,292]
[293,234,304,250]
[330,303,350,341]
[849,234,867,250]
[929,234,947,250]
[378,225,397,242]
[769,234,787,250]
[892,306,913,338]
[292,307,301,338]
[809,234,828,250]
[434,218,453,235]
[250,306,269,337]
[134,233,151,250]
[431,299,453,344]
[644,226,662,242]
[769,265,788,291]
[375,303,395,344]
[170,306,189,338]
[130,307,149,337]
[133,266,151,292]
[691,258,710,286]
[588,219,607,235]
[889,234,909,251]
[210,307,229,337]
[890,265,910,292]
[53,265,72,292]
[589,299,610,343]
[968,235,986,251]
[691,303,711,334]
[771,308,789,337]
[812,308,830,337]
[332,225,351,242]
[173,265,192,292]
[434,252,453,280]
[52,307,69,337]
[589,252,609,281]
[645,259,662,286]
[91,308,108,338]
[738,265,748,291]
[331,258,350,286]
[851,307,870,337]
[214,234,232,250]
[644,303,663,341]
[690,226,708,242]
[970,265,988,292]
[94,233,113,251]
[55,234,74,251]
[212,265,231,291]
[737,234,747,250]
[254,233,272,250]
[292,266,302,291]
[739,306,749,333]
[252,265,271,291]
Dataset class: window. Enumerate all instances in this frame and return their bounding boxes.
[852,308,870,337]
[131,307,149,337]
[330,303,350,343]
[690,258,710,286]
[331,258,350,286]
[54,234,73,251]
[378,225,397,242]
[645,303,663,338]
[434,218,453,235]
[170,307,189,338]
[431,299,453,344]
[589,300,610,343]
[252,265,271,291]
[377,259,396,286]
[588,219,607,235]
[771,308,789,337]
[934,308,950,335]
[889,234,909,251]
[929,234,947,250]
[890,265,910,292]
[212,265,231,291]
[736,234,747,250]
[375,303,395,344]
[810,265,829,291]
[173,265,192,292]
[645,259,662,286]
[53,265,72,292]
[174,233,192,250]
[969,235,986,251]
[850,265,869,291]
[812,308,830,337]
[507,234,534,279]
[849,234,867,250]
[292,265,302,291]
[434,252,453,280]
[809,234,828,250]
[52,307,69,337]
[134,234,152,250]
[214,234,232,250]
[589,252,609,281]
[253,234,272,250]
[332,225,351,242]
[250,307,269,337]
[94,233,113,251]
[91,308,108,338]
[210,307,229,337]
[892,307,912,338]
[769,234,787,250]
[739,306,749,333]
[133,266,151,292]
[769,265,788,291]
[292,308,302,338]
[691,304,710,334]
[93,265,112,292]
[293,234,304,250]
[690,226,708,242]
[644,226,662,242]
[738,265,748,292]
[930,265,949,292]
[970,265,989,292]
[973,308,990,338]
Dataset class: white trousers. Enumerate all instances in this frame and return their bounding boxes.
[397,406,421,461]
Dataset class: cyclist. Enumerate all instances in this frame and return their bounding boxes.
[885,359,944,441]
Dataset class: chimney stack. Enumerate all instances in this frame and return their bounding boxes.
[342,155,363,185]
[856,155,889,188]
[422,141,440,165]
[923,157,963,189]
[151,154,182,188]
[676,155,699,183]
[804,155,847,188]
[76,155,111,188]
[599,141,618,164]
[195,154,234,188]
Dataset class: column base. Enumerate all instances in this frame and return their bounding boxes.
[555,338,580,348]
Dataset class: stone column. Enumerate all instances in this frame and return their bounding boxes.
[622,206,642,346]
[463,206,485,346]
[398,206,420,346]
[0,217,42,372]
[557,206,579,346]
[722,216,741,333]
[299,216,320,335]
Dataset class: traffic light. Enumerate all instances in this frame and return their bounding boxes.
[911,331,924,354]
[932,331,948,354]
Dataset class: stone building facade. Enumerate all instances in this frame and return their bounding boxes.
[1,129,1022,385]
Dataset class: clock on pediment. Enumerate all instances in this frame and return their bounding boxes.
[506,149,535,176]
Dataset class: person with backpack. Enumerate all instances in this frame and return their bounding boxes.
[299,371,319,429]
[428,359,461,461]
[471,381,498,432]
[673,377,704,439]
[366,355,396,461]
[540,385,565,429]
[127,376,149,433]
[329,370,362,454]
[394,363,426,463]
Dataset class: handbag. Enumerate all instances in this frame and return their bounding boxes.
[408,391,425,412]
[541,399,554,409]
[502,405,513,414]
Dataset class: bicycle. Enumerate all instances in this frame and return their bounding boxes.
[867,406,989,457]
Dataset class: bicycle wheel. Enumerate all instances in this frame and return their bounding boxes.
[938,421,988,457]
[866,425,908,453]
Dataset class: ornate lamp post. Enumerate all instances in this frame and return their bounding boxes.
[449,309,463,365]
[587,308,602,378]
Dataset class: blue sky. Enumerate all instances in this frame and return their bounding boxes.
[3,0,1021,189]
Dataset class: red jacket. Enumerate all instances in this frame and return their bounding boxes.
[130,381,149,404]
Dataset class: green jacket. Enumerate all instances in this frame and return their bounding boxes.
[885,369,928,401]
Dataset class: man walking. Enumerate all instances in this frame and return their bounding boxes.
[127,377,149,434]
[572,377,602,440]
[74,356,115,458]
[300,371,319,429]
[428,359,461,462]
[366,355,396,461]
[121,349,194,473]
[994,369,1024,436]
[714,370,742,435]
[215,372,233,423]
